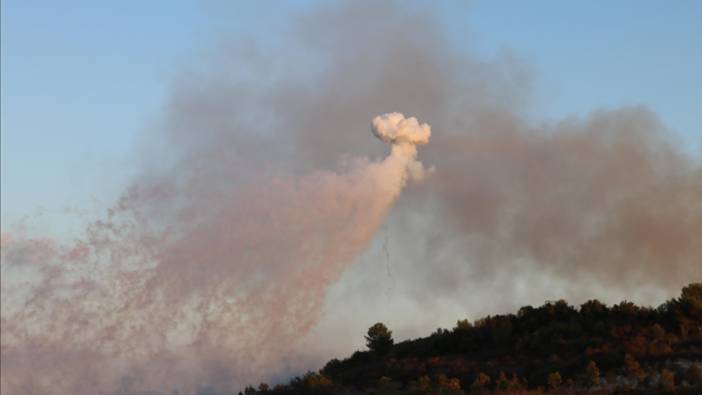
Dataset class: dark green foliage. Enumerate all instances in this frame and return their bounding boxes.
[682,283,702,311]
[660,368,675,391]
[547,371,562,390]
[242,283,702,394]
[624,353,646,382]
[584,360,600,387]
[366,322,394,354]
[685,362,702,386]
[471,372,491,391]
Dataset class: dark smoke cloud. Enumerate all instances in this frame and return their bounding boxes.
[2,1,701,394]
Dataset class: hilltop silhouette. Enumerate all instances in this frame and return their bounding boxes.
[240,283,702,394]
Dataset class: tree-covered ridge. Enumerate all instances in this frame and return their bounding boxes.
[242,283,702,394]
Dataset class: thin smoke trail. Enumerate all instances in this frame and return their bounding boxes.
[382,224,395,299]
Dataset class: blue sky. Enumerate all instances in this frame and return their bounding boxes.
[2,1,701,229]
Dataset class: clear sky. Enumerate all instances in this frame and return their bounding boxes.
[2,0,701,229]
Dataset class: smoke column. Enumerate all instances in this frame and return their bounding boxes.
[0,114,431,394]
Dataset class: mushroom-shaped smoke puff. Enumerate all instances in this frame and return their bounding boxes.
[372,112,431,146]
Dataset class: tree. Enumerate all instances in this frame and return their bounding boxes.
[676,283,702,337]
[296,372,333,394]
[686,362,702,386]
[440,377,462,394]
[681,283,702,311]
[410,375,431,392]
[377,376,400,395]
[660,368,675,391]
[547,372,562,390]
[585,360,600,387]
[624,354,646,383]
[496,372,509,390]
[365,322,394,354]
[495,372,521,391]
[612,300,640,319]
[454,319,472,332]
[681,283,702,324]
[580,300,607,317]
[471,372,490,392]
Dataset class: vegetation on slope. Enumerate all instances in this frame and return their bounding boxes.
[240,283,702,394]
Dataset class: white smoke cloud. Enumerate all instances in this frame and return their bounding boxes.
[372,112,431,146]
[372,113,433,181]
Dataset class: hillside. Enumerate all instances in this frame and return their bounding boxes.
[241,283,702,394]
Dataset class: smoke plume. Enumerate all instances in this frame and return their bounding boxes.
[0,112,430,394]
[2,1,701,394]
